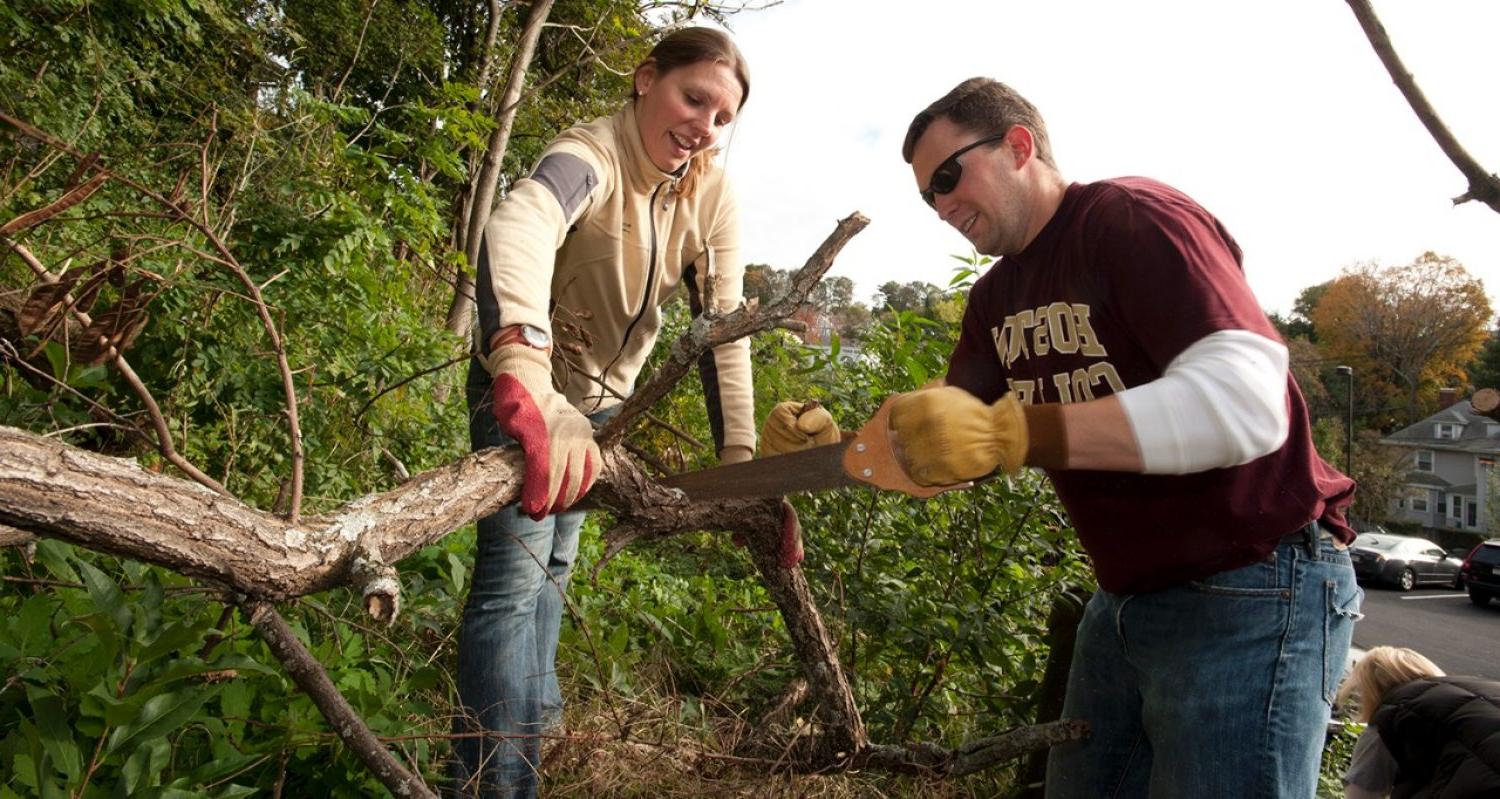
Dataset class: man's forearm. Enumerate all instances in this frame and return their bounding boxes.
[1052,395,1144,472]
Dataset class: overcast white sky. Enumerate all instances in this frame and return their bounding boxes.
[716,0,1500,317]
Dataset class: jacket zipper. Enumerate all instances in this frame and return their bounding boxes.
[592,180,668,407]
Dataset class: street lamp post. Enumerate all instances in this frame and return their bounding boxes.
[1335,365,1354,476]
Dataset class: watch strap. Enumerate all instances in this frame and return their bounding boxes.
[492,324,551,354]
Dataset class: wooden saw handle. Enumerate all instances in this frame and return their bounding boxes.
[842,393,973,498]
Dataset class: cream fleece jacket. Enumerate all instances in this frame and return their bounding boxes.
[474,103,755,452]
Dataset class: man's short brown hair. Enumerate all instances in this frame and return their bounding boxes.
[902,78,1056,169]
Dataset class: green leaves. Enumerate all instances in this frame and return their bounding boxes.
[106,688,212,756]
[27,688,81,782]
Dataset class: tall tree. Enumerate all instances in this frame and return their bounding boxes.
[809,274,855,312]
[743,263,794,307]
[873,280,945,314]
[1312,253,1491,421]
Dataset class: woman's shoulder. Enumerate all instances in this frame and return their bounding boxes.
[542,112,623,169]
[696,158,735,199]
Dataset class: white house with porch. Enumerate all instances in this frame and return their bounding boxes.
[1380,393,1499,534]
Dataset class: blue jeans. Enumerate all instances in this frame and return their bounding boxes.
[450,360,615,798]
[1045,534,1363,799]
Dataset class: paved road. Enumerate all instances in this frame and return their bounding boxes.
[1350,581,1500,679]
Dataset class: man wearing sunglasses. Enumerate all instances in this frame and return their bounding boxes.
[884,77,1361,797]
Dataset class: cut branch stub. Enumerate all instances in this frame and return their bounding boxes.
[351,549,402,623]
[1470,387,1499,417]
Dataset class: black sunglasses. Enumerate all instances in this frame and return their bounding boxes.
[920,132,1010,209]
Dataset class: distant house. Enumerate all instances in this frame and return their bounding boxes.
[1381,390,1499,534]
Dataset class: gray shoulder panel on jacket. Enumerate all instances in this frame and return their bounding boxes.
[531,152,597,220]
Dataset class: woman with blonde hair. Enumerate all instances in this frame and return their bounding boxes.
[1336,646,1444,798]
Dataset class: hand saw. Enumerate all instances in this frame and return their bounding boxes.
[659,394,972,501]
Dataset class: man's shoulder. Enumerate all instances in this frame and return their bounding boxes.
[1078,177,1197,213]
[1072,177,1222,240]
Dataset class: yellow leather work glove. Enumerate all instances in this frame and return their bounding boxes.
[888,388,1032,486]
[760,401,841,456]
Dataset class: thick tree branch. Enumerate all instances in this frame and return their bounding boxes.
[1344,0,1500,212]
[0,423,532,601]
[0,200,865,606]
[738,508,867,765]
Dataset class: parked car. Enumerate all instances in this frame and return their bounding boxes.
[1460,539,1500,606]
[1349,533,1464,591]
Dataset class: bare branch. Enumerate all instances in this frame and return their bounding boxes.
[855,719,1089,777]
[643,411,708,452]
[596,212,868,447]
[242,600,435,798]
[3,235,59,281]
[331,0,381,104]
[1343,0,1500,212]
[0,523,37,547]
[473,0,508,90]
[355,355,469,419]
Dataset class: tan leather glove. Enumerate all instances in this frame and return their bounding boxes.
[485,344,601,519]
[760,401,841,456]
[888,388,1032,486]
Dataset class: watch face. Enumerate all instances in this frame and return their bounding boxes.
[521,325,551,349]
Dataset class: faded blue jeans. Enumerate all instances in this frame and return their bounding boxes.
[450,359,616,798]
[1045,530,1363,798]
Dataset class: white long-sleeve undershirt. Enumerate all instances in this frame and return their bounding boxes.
[1115,329,1290,474]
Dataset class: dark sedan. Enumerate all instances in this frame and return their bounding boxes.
[1461,539,1500,606]
[1349,533,1464,591]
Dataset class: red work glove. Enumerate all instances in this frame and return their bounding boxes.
[487,344,600,520]
[777,499,804,568]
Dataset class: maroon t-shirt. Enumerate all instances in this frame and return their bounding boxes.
[946,178,1355,593]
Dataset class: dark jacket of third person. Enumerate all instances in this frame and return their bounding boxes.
[1372,675,1500,798]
